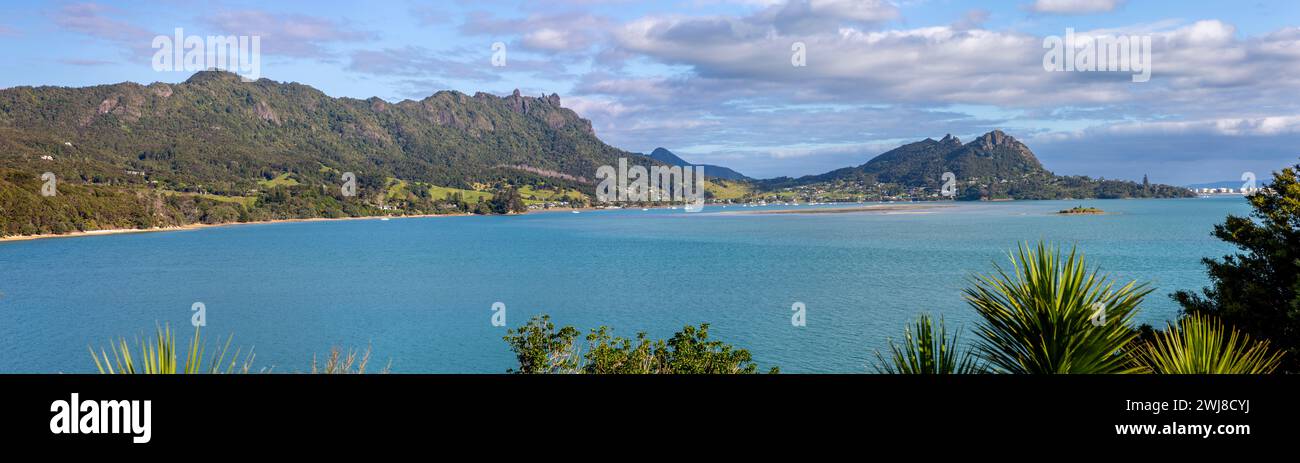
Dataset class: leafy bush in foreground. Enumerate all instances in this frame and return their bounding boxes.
[504,315,777,374]
[1174,161,1300,372]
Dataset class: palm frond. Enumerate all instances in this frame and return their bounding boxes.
[873,314,984,374]
[965,242,1151,374]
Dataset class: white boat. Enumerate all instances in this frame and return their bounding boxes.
[571,210,580,214]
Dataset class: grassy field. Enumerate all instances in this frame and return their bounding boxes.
[518,185,586,204]
[705,180,753,201]
[427,184,493,203]
[257,173,299,189]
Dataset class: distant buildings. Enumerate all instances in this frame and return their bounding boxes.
[1196,187,1264,195]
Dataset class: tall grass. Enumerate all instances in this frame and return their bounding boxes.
[1136,314,1284,374]
[89,324,255,374]
[311,345,391,374]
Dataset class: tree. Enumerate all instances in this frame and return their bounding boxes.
[488,188,527,214]
[1173,162,1300,371]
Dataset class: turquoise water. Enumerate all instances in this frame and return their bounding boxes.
[0,197,1249,373]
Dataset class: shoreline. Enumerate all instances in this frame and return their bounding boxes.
[0,204,694,243]
[0,197,1205,243]
[0,209,592,243]
[717,203,949,215]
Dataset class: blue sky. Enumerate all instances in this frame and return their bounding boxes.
[2,0,1299,184]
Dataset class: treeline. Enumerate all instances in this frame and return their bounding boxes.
[954,174,1196,200]
[0,166,540,238]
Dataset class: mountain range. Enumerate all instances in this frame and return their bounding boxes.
[0,71,1191,237]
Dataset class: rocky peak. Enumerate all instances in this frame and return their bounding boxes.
[940,133,961,145]
[971,129,1017,149]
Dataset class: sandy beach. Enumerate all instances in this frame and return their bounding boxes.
[0,213,470,243]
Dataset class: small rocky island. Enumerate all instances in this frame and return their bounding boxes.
[1058,206,1105,215]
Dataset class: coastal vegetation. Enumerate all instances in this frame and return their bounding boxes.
[873,242,1284,374]
[1058,206,1104,215]
[872,163,1300,374]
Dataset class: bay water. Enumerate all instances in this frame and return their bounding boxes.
[0,197,1249,373]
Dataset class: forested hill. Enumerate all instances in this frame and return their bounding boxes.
[0,70,668,236]
[0,70,639,196]
[759,130,1195,200]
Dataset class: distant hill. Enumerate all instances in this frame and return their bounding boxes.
[642,147,749,181]
[759,130,1194,200]
[0,70,654,196]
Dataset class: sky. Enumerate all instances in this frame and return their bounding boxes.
[1,0,1299,184]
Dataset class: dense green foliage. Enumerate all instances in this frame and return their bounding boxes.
[1134,314,1284,374]
[0,71,625,193]
[873,314,984,374]
[965,243,1151,374]
[0,71,656,237]
[1174,161,1300,372]
[504,315,778,374]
